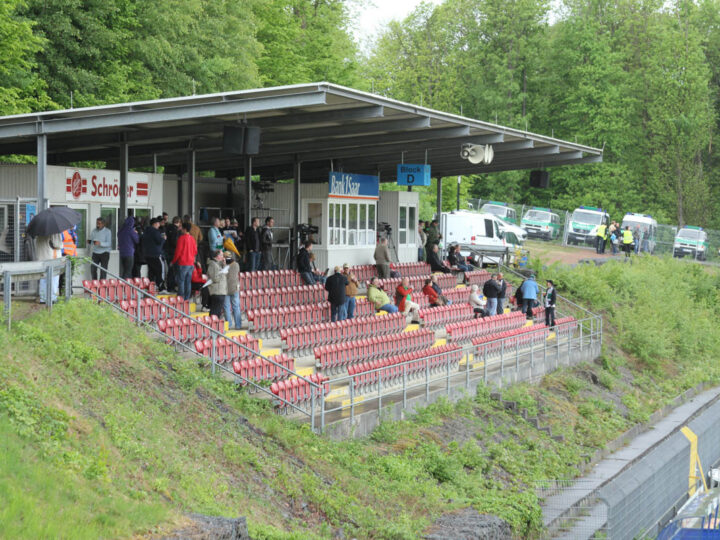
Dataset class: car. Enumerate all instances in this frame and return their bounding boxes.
[521,207,561,240]
[567,206,609,245]
[479,201,518,224]
[440,210,521,266]
[673,226,708,260]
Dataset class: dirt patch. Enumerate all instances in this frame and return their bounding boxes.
[525,240,617,266]
[158,514,249,540]
[424,508,512,540]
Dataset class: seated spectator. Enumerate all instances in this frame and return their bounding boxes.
[367,277,399,313]
[422,278,444,307]
[430,274,451,305]
[395,277,420,321]
[427,244,452,274]
[297,241,326,285]
[190,261,210,311]
[448,244,473,272]
[469,284,488,317]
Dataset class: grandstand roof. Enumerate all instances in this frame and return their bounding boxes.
[0,82,602,180]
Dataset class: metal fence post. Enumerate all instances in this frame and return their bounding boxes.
[515,337,520,372]
[350,377,355,422]
[465,347,470,388]
[425,357,429,402]
[65,258,72,302]
[311,392,316,433]
[14,198,20,262]
[580,321,584,354]
[46,266,53,314]
[402,366,407,408]
[320,393,325,433]
[211,333,217,375]
[378,370,383,412]
[446,352,450,395]
[136,288,142,326]
[483,346,488,383]
[500,340,505,379]
[4,271,11,331]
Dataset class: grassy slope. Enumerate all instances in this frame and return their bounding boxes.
[1,256,720,539]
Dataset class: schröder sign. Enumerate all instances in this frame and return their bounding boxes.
[65,168,151,205]
[396,164,431,186]
[328,172,379,199]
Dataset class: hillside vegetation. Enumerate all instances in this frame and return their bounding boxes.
[1,256,720,539]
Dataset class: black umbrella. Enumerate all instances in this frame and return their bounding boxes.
[26,207,82,238]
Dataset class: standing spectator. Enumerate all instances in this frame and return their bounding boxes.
[622,225,633,257]
[190,261,210,311]
[417,220,427,263]
[260,216,275,270]
[343,264,359,319]
[374,237,391,278]
[172,222,197,301]
[143,218,166,291]
[325,266,348,322]
[633,226,642,255]
[207,249,228,318]
[117,215,139,279]
[367,277,398,313]
[423,278,444,307]
[395,277,420,321]
[208,217,224,252]
[610,229,619,255]
[496,273,507,316]
[468,284,487,318]
[58,226,77,296]
[544,279,557,329]
[223,254,242,330]
[244,217,261,272]
[132,217,146,278]
[35,233,63,304]
[427,244,451,273]
[184,214,205,269]
[164,216,182,291]
[424,219,439,255]
[483,274,500,317]
[297,241,325,285]
[89,217,111,279]
[519,274,539,319]
[595,222,607,254]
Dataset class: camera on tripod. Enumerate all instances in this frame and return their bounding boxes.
[297,223,319,243]
[378,221,392,237]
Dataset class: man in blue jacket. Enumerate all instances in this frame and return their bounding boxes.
[143,217,166,290]
[117,215,139,279]
[520,274,539,320]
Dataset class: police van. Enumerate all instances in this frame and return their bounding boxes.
[620,213,657,254]
[673,226,709,260]
[521,207,561,240]
[480,201,518,224]
[567,206,610,245]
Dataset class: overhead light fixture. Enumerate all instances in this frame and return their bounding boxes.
[461,144,494,165]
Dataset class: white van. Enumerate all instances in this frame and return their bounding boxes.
[480,201,518,224]
[621,213,657,254]
[567,206,610,245]
[440,211,521,265]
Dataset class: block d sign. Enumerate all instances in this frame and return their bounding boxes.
[397,164,431,186]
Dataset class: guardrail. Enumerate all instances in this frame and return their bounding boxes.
[1,258,72,330]
[317,314,601,430]
[79,261,326,432]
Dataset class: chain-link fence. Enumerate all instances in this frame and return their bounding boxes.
[537,478,608,539]
[0,198,39,295]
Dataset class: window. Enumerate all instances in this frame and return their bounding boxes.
[71,207,88,247]
[100,206,118,250]
[307,202,323,245]
[398,205,417,246]
[328,201,376,246]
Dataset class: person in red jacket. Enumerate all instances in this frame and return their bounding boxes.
[395,277,420,321]
[172,221,198,300]
[190,262,210,311]
[422,278,442,307]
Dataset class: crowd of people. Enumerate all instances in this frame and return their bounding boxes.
[595,221,646,257]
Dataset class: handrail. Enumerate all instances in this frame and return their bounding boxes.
[79,261,324,427]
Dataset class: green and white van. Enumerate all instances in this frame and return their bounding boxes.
[480,201,517,224]
[673,226,708,260]
[621,213,657,254]
[521,207,561,240]
[567,206,610,245]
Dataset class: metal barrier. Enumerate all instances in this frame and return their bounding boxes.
[1,258,72,330]
[79,260,326,431]
[319,315,602,430]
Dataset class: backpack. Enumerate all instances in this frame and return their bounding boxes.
[23,234,36,262]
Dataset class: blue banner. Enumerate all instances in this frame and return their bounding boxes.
[396,164,431,186]
[328,172,379,199]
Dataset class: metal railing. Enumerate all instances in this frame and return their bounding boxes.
[79,261,326,431]
[1,258,72,330]
[318,315,602,428]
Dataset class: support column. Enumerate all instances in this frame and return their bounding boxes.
[244,157,252,228]
[177,173,183,216]
[436,176,443,219]
[187,150,196,222]
[119,137,128,221]
[293,158,301,260]
[37,134,47,210]
[456,175,461,211]
[226,177,234,212]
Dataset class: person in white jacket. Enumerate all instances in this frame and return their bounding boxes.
[35,233,63,304]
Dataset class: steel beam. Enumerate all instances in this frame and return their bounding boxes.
[436,177,442,220]
[37,134,47,210]
[244,157,252,228]
[187,150,196,221]
[293,158,301,262]
[119,136,128,221]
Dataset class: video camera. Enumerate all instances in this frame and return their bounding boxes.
[298,223,319,243]
[253,181,275,194]
[378,221,392,237]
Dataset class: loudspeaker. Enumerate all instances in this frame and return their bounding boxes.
[223,125,261,155]
[530,170,549,188]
